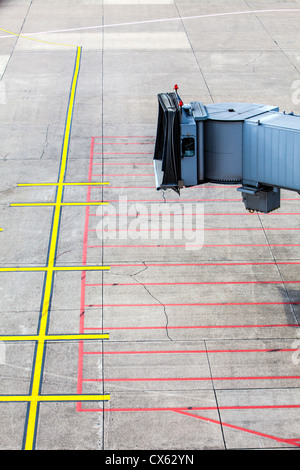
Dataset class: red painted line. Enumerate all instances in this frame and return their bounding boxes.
[79,406,300,446]
[82,214,91,263]
[100,174,153,177]
[273,198,298,201]
[108,261,300,267]
[92,185,156,189]
[90,212,206,217]
[95,142,153,145]
[90,301,300,308]
[103,198,300,204]
[88,139,94,187]
[88,244,205,248]
[105,198,240,203]
[88,280,300,287]
[89,212,300,217]
[90,228,202,232]
[76,136,95,412]
[94,136,155,139]
[200,212,300,216]
[92,162,153,166]
[83,375,300,382]
[110,261,300,267]
[88,227,300,232]
[87,243,300,248]
[79,404,300,413]
[86,323,299,331]
[101,197,299,202]
[224,212,300,216]
[94,152,153,155]
[83,348,297,355]
[173,410,300,448]
[204,212,300,216]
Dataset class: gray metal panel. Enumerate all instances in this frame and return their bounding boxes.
[246,111,300,130]
[180,121,198,186]
[153,159,164,190]
[196,121,205,182]
[243,112,300,191]
[204,120,243,182]
[241,187,281,213]
[190,101,208,121]
[205,102,279,121]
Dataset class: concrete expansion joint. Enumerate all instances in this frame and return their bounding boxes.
[130,261,172,341]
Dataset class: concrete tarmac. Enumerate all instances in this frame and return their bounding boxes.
[0,0,300,450]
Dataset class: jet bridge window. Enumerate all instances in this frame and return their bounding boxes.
[182,137,195,157]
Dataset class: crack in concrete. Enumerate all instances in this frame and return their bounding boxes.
[130,261,173,341]
[245,51,263,72]
[40,124,50,159]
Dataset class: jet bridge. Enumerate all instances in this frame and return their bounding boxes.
[153,86,300,213]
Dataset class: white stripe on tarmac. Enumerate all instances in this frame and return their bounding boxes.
[0,9,300,40]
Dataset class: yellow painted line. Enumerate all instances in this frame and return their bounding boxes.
[10,202,109,207]
[54,265,110,271]
[0,266,110,273]
[0,27,77,48]
[0,334,109,341]
[23,46,87,451]
[17,182,109,187]
[0,394,110,403]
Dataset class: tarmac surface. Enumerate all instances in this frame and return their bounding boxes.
[0,0,300,451]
